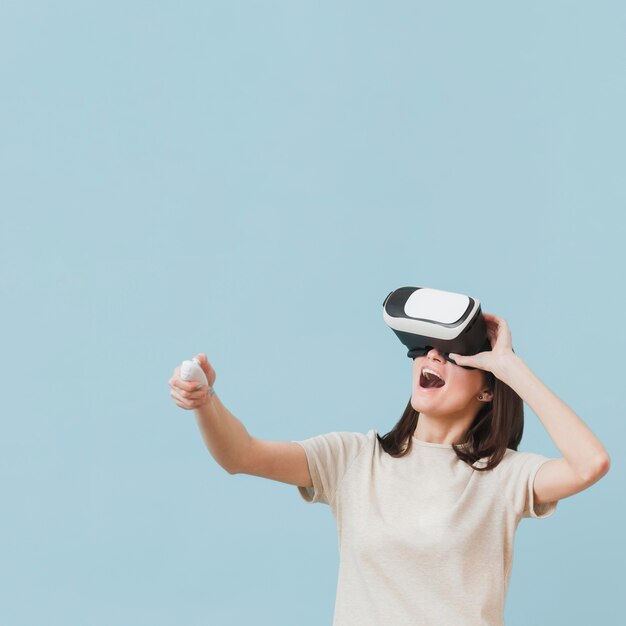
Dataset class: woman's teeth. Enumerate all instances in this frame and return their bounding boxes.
[420,368,446,389]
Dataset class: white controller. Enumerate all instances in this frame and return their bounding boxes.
[180,357,211,392]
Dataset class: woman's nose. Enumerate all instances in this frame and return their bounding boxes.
[426,347,445,362]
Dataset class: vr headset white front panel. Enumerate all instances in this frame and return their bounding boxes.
[404,288,471,325]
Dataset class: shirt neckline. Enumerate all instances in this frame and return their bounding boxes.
[411,436,456,449]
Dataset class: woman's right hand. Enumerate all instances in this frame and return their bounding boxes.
[169,353,217,410]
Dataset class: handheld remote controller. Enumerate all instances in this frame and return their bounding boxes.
[180,357,214,396]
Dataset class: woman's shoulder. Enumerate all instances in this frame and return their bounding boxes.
[338,428,379,451]
[333,428,379,457]
[294,428,377,454]
[474,447,550,473]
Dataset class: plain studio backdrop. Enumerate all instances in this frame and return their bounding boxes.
[1,2,624,625]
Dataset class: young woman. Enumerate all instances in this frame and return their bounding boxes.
[169,312,610,626]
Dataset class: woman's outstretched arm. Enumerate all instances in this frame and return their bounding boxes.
[191,392,312,488]
[169,354,253,473]
[169,354,312,487]
[191,391,254,474]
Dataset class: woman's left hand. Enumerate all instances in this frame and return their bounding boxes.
[449,312,517,374]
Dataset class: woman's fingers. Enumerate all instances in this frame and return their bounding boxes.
[169,357,216,410]
[484,312,508,327]
[169,372,205,393]
[483,312,509,334]
[170,385,210,409]
[483,312,505,328]
[173,385,205,398]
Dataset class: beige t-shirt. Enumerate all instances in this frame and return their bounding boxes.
[292,428,558,626]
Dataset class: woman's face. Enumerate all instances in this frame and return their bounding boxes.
[411,347,492,417]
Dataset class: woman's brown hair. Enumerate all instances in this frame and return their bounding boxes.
[376,369,524,471]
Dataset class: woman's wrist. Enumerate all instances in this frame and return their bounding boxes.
[492,351,523,383]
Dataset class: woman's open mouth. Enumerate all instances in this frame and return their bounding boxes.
[418,368,446,392]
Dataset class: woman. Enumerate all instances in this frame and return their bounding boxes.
[168,312,610,626]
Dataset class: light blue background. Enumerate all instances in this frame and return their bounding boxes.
[1,2,624,625]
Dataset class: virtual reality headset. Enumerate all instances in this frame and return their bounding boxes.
[382,286,491,371]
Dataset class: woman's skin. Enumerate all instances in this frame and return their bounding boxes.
[411,348,493,446]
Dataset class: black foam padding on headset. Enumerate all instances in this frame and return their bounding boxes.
[407,345,488,371]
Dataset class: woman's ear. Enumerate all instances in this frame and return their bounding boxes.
[478,373,494,402]
[478,387,494,402]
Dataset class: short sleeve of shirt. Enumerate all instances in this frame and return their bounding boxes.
[290,430,370,505]
[503,449,559,519]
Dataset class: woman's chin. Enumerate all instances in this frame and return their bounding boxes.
[412,394,437,408]
[412,386,448,409]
